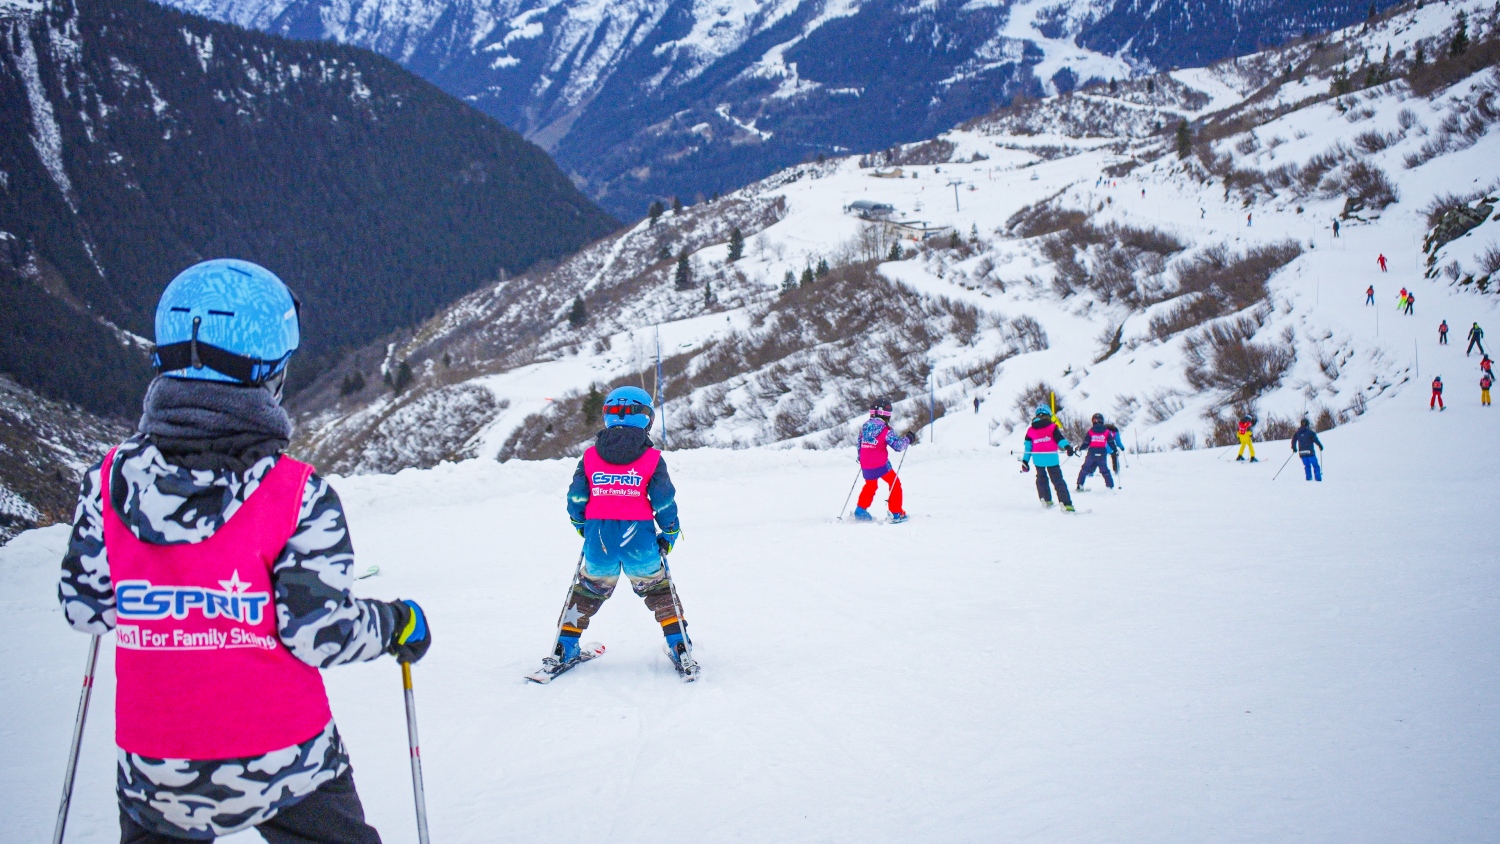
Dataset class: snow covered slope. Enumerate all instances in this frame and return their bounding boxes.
[291,0,1500,475]
[156,0,1402,217]
[5,361,1499,842]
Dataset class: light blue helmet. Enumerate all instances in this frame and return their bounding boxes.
[1034,405,1052,418]
[603,386,654,429]
[152,259,300,385]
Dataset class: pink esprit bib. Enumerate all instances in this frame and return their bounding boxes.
[582,447,660,521]
[102,449,332,759]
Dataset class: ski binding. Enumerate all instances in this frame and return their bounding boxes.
[525,642,606,684]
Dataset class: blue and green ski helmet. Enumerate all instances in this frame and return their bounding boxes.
[1034,405,1052,418]
[152,259,300,385]
[603,386,654,429]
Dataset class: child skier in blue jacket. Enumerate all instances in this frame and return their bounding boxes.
[1291,418,1324,481]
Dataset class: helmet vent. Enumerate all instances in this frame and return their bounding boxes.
[207,310,235,317]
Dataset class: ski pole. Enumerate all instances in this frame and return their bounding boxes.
[662,556,692,656]
[885,449,909,508]
[551,553,585,648]
[53,634,101,844]
[837,466,861,520]
[1271,451,1296,480]
[400,661,432,844]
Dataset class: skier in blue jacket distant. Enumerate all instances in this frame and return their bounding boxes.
[1291,418,1324,482]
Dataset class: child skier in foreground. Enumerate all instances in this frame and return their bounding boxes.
[1021,406,1075,511]
[854,399,911,524]
[537,386,697,681]
[57,260,431,842]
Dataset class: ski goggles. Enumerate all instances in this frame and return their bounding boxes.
[603,402,654,421]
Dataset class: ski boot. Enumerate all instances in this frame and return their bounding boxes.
[889,512,909,524]
[555,635,580,664]
[1062,503,1077,513]
[1075,484,1085,492]
[1235,455,1245,462]
[665,632,700,682]
[852,507,875,522]
[1249,457,1259,463]
[1043,500,1055,508]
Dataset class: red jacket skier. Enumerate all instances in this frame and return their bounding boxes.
[1431,376,1445,410]
[1378,253,1388,272]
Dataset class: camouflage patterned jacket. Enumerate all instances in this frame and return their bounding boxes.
[58,435,396,839]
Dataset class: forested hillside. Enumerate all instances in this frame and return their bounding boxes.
[0,0,616,420]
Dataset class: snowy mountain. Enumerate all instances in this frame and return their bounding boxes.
[158,0,1403,218]
[286,0,1500,477]
[0,0,614,420]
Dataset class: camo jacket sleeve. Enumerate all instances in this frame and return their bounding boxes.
[273,473,396,668]
[58,459,115,635]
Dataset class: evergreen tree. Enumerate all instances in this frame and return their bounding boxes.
[800,266,815,286]
[1108,77,1118,94]
[648,201,665,226]
[1146,77,1156,94]
[1367,1,1376,20]
[887,241,904,261]
[672,196,684,215]
[703,275,714,308]
[815,257,830,277]
[581,385,605,422]
[340,372,366,395]
[1175,120,1192,159]
[727,226,744,262]
[568,295,587,327]
[390,360,414,393]
[1450,11,1469,57]
[969,223,979,243]
[658,244,673,262]
[442,352,451,368]
[674,250,692,290]
[781,270,797,293]
[1414,43,1426,69]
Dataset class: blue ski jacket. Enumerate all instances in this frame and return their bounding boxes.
[1291,426,1323,455]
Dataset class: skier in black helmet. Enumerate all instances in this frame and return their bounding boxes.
[1076,413,1115,491]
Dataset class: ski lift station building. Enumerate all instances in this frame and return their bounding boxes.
[844,200,896,220]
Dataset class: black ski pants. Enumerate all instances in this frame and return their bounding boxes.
[1469,336,1486,356]
[120,769,381,844]
[1034,464,1072,506]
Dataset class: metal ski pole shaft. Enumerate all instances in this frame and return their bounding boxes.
[1271,451,1296,480]
[885,450,909,507]
[53,634,101,844]
[837,466,861,520]
[400,662,432,844]
[551,553,585,648]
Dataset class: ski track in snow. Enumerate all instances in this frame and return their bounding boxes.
[4,393,1499,842]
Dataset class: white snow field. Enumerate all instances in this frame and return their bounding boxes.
[5,379,1498,843]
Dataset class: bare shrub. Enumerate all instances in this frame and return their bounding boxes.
[1353,130,1392,153]
[1423,189,1495,227]
[1006,201,1087,237]
[1013,381,1061,424]
[1313,406,1337,432]
[1149,241,1301,338]
[1327,161,1399,209]
[1006,315,1050,352]
[1259,414,1299,442]
[1397,108,1419,130]
[1173,430,1199,451]
[1478,244,1500,276]
[1182,317,1295,404]
[1143,389,1185,424]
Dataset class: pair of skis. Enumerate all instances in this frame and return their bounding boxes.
[526,553,699,684]
[523,641,699,684]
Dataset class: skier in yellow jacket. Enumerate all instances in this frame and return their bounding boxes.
[1236,415,1258,462]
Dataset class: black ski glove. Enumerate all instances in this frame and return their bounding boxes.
[1020,461,1031,473]
[1065,446,1076,457]
[387,599,432,664]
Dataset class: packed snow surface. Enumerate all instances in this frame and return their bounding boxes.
[5,384,1498,841]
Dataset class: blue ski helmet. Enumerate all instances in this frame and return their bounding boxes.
[603,386,654,429]
[152,259,300,385]
[1034,405,1052,418]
